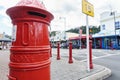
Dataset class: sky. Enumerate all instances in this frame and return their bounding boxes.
[0,0,120,35]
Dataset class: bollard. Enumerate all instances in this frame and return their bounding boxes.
[6,0,54,80]
[89,40,93,69]
[57,42,60,60]
[69,42,73,63]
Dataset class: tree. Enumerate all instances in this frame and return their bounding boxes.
[66,26,100,34]
[50,31,57,37]
[66,28,79,33]
[90,26,100,34]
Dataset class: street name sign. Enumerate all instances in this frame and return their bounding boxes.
[82,0,94,17]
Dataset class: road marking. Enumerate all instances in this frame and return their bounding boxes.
[80,53,120,62]
[93,53,120,60]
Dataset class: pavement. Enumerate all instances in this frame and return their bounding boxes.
[0,49,111,80]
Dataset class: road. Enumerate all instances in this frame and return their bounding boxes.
[1,49,119,80]
[93,52,120,80]
[52,48,120,80]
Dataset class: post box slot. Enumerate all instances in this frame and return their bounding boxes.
[28,11,46,18]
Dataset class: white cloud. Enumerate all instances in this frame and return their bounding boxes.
[0,0,120,34]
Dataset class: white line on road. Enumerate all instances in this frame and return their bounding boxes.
[80,53,120,62]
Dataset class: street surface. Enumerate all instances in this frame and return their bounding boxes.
[52,48,120,80]
[0,49,110,80]
[0,48,119,80]
[93,52,120,80]
[52,48,120,61]
[0,50,9,80]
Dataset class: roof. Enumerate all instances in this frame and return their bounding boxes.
[92,29,120,38]
[66,32,79,39]
[0,37,11,42]
[52,32,80,41]
[69,35,92,40]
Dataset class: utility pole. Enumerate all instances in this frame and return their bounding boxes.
[110,11,118,49]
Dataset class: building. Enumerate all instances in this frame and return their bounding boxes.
[0,32,11,50]
[50,31,92,49]
[50,31,79,42]
[93,11,120,49]
[50,31,79,48]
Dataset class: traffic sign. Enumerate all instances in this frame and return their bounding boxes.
[82,0,94,17]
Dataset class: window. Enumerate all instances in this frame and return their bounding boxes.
[102,24,105,30]
[115,21,120,29]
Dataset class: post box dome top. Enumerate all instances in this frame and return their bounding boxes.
[6,0,54,24]
[16,0,46,10]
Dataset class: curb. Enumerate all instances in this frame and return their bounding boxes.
[81,67,111,80]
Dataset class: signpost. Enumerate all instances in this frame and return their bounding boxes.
[82,0,94,72]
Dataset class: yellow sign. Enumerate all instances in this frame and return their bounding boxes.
[82,0,94,17]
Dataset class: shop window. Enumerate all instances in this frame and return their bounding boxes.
[118,37,120,46]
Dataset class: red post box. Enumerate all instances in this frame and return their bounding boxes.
[6,0,54,80]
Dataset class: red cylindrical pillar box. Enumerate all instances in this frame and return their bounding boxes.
[6,0,54,80]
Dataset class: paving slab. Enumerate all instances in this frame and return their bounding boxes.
[0,49,111,80]
[51,56,111,80]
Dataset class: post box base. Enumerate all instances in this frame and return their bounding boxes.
[8,64,50,80]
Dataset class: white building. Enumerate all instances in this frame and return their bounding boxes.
[0,32,11,50]
[50,31,79,42]
[50,31,80,48]
[93,11,120,49]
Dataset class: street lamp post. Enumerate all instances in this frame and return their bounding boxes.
[59,17,66,41]
[110,11,118,49]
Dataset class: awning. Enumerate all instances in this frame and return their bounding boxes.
[0,37,11,42]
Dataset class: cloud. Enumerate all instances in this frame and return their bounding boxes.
[0,0,120,34]
[44,0,80,14]
[0,0,20,8]
[0,25,12,35]
[0,6,4,10]
[0,15,12,34]
[47,0,100,30]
